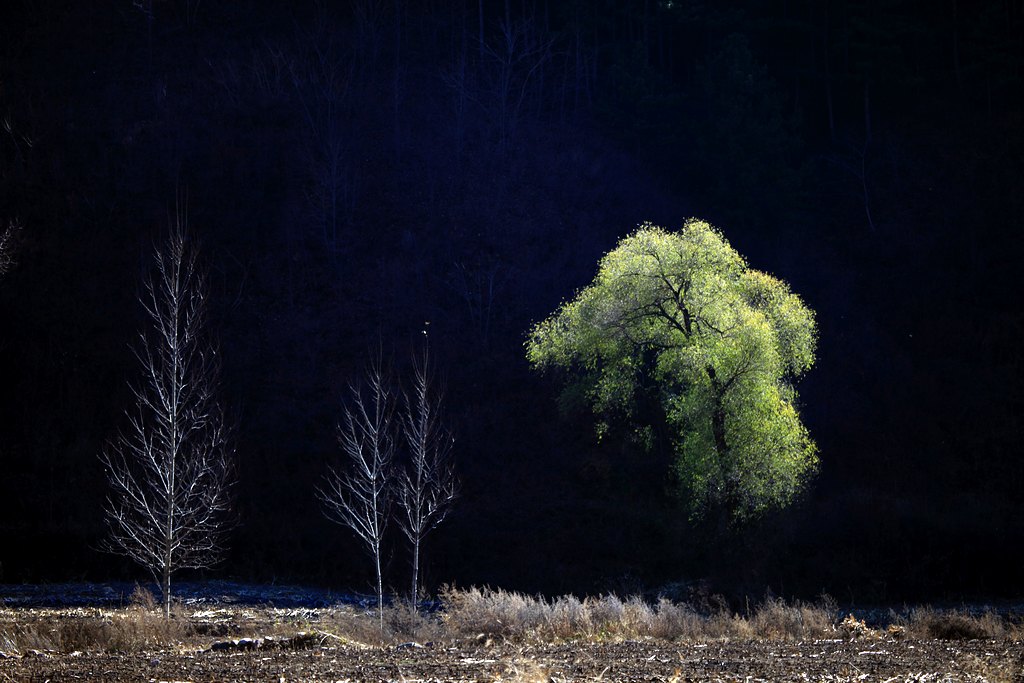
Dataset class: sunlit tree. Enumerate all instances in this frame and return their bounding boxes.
[319,359,395,633]
[102,216,235,618]
[396,335,458,602]
[527,220,818,519]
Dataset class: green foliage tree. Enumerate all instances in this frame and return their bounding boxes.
[527,220,817,520]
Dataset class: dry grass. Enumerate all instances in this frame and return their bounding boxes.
[437,586,838,643]
[0,605,190,654]
[322,601,442,646]
[497,655,556,683]
[1,587,1019,655]
[0,586,191,654]
[436,589,1023,645]
[900,607,1020,641]
[748,597,836,640]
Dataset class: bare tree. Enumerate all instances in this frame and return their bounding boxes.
[0,220,18,276]
[450,257,508,348]
[396,332,458,602]
[101,212,234,618]
[289,8,359,257]
[481,15,553,156]
[827,136,876,232]
[319,359,395,632]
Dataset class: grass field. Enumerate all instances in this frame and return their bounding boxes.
[1,587,1021,681]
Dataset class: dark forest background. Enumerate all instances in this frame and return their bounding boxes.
[0,0,1021,603]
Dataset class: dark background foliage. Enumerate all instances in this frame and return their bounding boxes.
[0,0,1021,602]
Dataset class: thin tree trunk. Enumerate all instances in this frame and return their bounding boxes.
[643,0,650,49]
[952,0,962,91]
[478,0,484,58]
[411,539,420,602]
[987,73,993,120]
[823,2,835,143]
[162,566,171,619]
[860,143,876,231]
[393,0,402,159]
[863,78,872,143]
[375,550,384,633]
[826,73,835,144]
[166,274,180,621]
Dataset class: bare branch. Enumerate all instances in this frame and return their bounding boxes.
[0,220,20,276]
[395,332,458,601]
[319,356,395,631]
[101,207,235,618]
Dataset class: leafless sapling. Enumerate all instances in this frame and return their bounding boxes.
[101,215,234,618]
[396,334,458,602]
[319,360,395,632]
[0,220,18,276]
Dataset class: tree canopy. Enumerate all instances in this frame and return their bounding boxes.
[527,220,817,519]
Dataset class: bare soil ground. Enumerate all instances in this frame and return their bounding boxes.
[3,636,1023,682]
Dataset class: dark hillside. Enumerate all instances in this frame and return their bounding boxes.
[0,0,1021,601]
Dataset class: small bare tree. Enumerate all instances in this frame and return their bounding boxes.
[396,333,458,602]
[102,213,234,618]
[0,220,18,276]
[319,359,395,632]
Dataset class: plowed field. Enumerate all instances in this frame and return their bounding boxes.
[4,636,1022,681]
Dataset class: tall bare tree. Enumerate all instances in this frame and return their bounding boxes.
[102,213,234,618]
[319,359,395,632]
[396,333,457,602]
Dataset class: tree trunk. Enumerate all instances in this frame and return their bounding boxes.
[863,78,872,143]
[162,566,171,620]
[860,142,876,232]
[711,403,728,462]
[705,367,728,455]
[411,538,420,603]
[393,0,402,159]
[705,365,737,513]
[375,548,384,634]
[952,0,962,92]
[823,2,835,143]
[478,0,484,58]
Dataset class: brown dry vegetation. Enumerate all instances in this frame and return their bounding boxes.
[1,588,1022,653]
[1,589,1022,681]
[436,588,832,643]
[901,608,1016,642]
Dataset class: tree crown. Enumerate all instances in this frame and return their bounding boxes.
[527,220,817,518]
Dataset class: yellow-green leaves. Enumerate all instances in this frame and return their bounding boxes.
[741,269,817,377]
[526,219,818,520]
